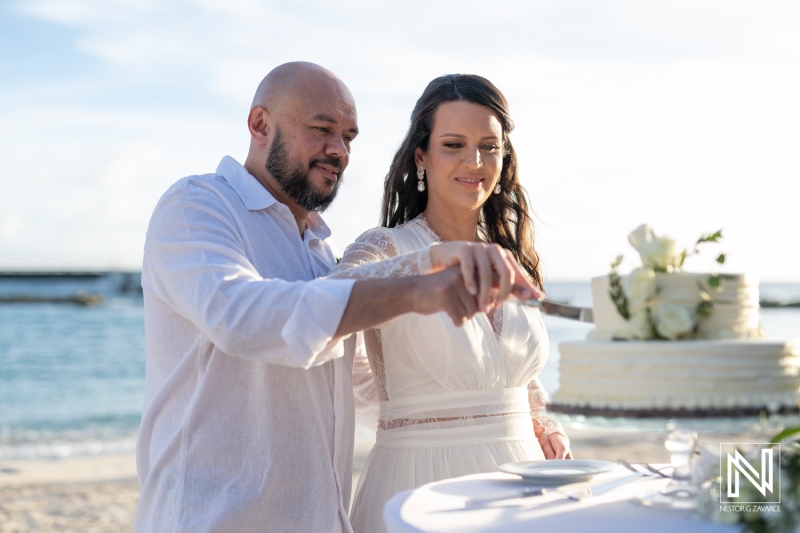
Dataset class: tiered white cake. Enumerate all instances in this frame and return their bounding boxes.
[587,273,763,341]
[551,225,800,417]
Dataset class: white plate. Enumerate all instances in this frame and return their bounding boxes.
[498,459,617,485]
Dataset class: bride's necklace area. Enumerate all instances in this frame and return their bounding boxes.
[418,215,504,318]
[418,214,444,243]
[418,213,481,244]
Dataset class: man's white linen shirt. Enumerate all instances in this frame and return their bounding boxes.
[135,156,357,533]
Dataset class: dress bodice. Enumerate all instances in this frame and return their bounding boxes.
[327,216,559,436]
[331,216,562,533]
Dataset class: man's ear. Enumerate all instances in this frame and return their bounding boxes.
[248,105,271,145]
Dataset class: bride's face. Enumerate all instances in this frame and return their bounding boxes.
[415,100,504,214]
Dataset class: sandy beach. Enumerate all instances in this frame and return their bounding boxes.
[0,425,759,533]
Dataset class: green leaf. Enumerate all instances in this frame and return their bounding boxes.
[608,255,630,320]
[770,426,800,444]
[716,253,726,264]
[708,276,721,289]
[697,301,714,317]
[697,230,723,244]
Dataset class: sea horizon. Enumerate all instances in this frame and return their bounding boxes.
[1,277,799,461]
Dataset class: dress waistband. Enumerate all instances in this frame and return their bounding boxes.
[375,388,534,448]
[379,387,530,420]
[375,413,535,448]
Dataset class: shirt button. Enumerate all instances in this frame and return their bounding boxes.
[335,391,342,400]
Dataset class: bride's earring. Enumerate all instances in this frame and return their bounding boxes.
[417,164,426,192]
[493,183,502,195]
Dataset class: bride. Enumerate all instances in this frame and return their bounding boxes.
[329,73,570,533]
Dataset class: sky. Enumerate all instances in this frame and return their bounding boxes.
[1,0,799,282]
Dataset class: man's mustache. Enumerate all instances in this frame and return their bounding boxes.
[310,157,343,176]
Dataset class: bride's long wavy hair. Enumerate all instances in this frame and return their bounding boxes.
[380,74,543,288]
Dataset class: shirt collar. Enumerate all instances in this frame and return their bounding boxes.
[304,211,332,241]
[216,155,333,242]
[216,155,277,211]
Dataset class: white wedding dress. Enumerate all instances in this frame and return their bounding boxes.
[328,215,565,533]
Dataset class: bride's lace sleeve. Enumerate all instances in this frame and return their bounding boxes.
[327,227,435,280]
[528,378,568,438]
[329,226,436,429]
[350,330,379,430]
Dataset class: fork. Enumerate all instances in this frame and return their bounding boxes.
[617,459,671,479]
[640,463,672,478]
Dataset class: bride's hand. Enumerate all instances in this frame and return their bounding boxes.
[539,432,573,460]
[429,242,541,312]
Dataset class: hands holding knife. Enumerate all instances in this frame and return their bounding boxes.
[428,242,593,324]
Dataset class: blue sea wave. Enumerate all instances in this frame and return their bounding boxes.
[0,414,140,460]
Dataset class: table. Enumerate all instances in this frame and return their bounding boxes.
[384,468,739,533]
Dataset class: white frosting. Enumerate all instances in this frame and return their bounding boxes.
[553,273,800,413]
[589,273,763,340]
[553,340,800,411]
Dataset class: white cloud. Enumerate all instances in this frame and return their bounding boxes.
[4,0,800,279]
[0,213,25,241]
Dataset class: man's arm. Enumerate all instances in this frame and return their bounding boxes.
[333,241,541,337]
[335,267,480,337]
[144,178,356,368]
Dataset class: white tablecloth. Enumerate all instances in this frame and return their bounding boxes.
[384,468,739,533]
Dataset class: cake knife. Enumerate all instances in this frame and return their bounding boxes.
[514,298,594,323]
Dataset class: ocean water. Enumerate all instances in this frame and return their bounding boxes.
[0,275,145,460]
[0,277,798,460]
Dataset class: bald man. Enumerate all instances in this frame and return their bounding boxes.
[134,62,537,533]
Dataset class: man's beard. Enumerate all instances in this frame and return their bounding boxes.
[265,129,343,212]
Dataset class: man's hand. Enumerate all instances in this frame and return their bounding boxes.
[409,267,481,326]
[335,242,543,336]
[429,242,541,313]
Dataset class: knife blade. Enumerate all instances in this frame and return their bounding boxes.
[514,298,594,323]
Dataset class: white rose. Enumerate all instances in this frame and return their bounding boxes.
[622,267,656,311]
[627,224,656,259]
[627,224,681,272]
[647,235,680,272]
[654,304,695,339]
[627,310,655,340]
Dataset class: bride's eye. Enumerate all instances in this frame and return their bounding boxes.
[444,142,463,149]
